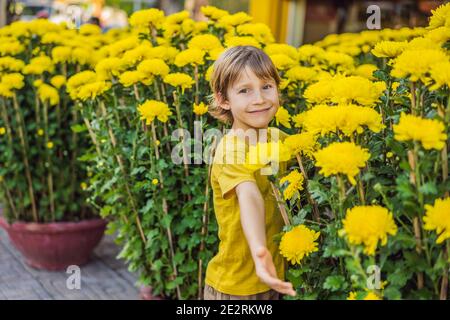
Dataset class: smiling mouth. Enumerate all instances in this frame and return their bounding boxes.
[248,106,272,113]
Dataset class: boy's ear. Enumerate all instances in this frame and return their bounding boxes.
[215,92,231,110]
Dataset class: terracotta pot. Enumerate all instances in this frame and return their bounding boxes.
[0,215,107,271]
[139,285,165,300]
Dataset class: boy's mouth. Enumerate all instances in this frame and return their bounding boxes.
[247,106,272,114]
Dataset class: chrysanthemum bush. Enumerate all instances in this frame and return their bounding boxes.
[0,20,105,222]
[68,4,449,299]
[271,3,450,300]
[2,3,448,300]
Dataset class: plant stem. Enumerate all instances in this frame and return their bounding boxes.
[150,121,181,300]
[357,173,366,205]
[173,91,191,184]
[295,153,320,221]
[410,82,417,115]
[336,175,346,218]
[99,101,146,244]
[194,65,199,105]
[270,181,291,226]
[198,149,214,300]
[43,101,55,220]
[12,94,38,222]
[440,240,449,300]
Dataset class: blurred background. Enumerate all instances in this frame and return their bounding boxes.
[0,0,447,44]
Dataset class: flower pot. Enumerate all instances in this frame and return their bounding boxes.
[0,214,107,271]
[139,285,165,300]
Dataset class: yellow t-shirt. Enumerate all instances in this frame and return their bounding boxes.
[205,127,289,296]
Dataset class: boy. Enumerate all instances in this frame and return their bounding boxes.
[204,46,296,300]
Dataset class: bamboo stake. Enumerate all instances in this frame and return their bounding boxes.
[295,153,320,221]
[150,121,181,300]
[12,94,38,222]
[99,101,146,244]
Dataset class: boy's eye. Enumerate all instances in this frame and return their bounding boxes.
[263,84,272,89]
[238,88,249,94]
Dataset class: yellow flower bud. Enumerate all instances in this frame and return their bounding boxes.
[152,178,159,185]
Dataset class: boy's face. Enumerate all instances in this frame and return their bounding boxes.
[220,66,279,131]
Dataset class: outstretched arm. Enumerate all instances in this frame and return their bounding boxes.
[236,181,296,297]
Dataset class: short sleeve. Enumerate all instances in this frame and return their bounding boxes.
[216,149,256,200]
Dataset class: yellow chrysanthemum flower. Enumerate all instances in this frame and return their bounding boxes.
[188,34,223,53]
[193,102,208,116]
[66,71,97,100]
[200,6,229,21]
[0,127,5,135]
[138,100,172,124]
[285,66,317,83]
[423,197,450,244]
[347,291,382,300]
[137,58,170,79]
[292,113,306,128]
[119,71,149,87]
[275,106,291,128]
[0,73,24,90]
[428,2,450,30]
[429,60,450,90]
[95,57,126,80]
[340,205,397,256]
[38,83,60,106]
[50,75,66,89]
[245,140,293,172]
[302,104,384,137]
[76,81,112,101]
[0,56,25,73]
[51,46,72,64]
[314,142,370,185]
[371,41,407,58]
[47,141,54,149]
[0,40,25,56]
[393,113,447,150]
[218,12,252,28]
[279,225,320,265]
[23,55,54,75]
[279,169,304,200]
[353,64,377,80]
[284,132,317,158]
[129,8,165,30]
[269,54,296,71]
[163,73,194,93]
[237,23,275,44]
[174,48,205,67]
[224,36,261,49]
[152,178,159,185]
[391,49,448,82]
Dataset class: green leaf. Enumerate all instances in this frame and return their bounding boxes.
[71,124,87,133]
[418,182,438,195]
[323,275,347,292]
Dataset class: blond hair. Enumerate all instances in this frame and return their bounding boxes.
[208,46,281,124]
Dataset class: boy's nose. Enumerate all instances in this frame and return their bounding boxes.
[253,90,265,104]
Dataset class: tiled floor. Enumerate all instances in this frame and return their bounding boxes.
[0,226,140,300]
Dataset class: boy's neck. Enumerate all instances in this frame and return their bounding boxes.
[230,122,270,146]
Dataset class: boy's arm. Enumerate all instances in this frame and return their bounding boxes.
[236,181,296,297]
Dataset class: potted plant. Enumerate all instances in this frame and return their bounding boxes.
[0,20,107,270]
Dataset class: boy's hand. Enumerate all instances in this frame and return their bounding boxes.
[254,247,297,297]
